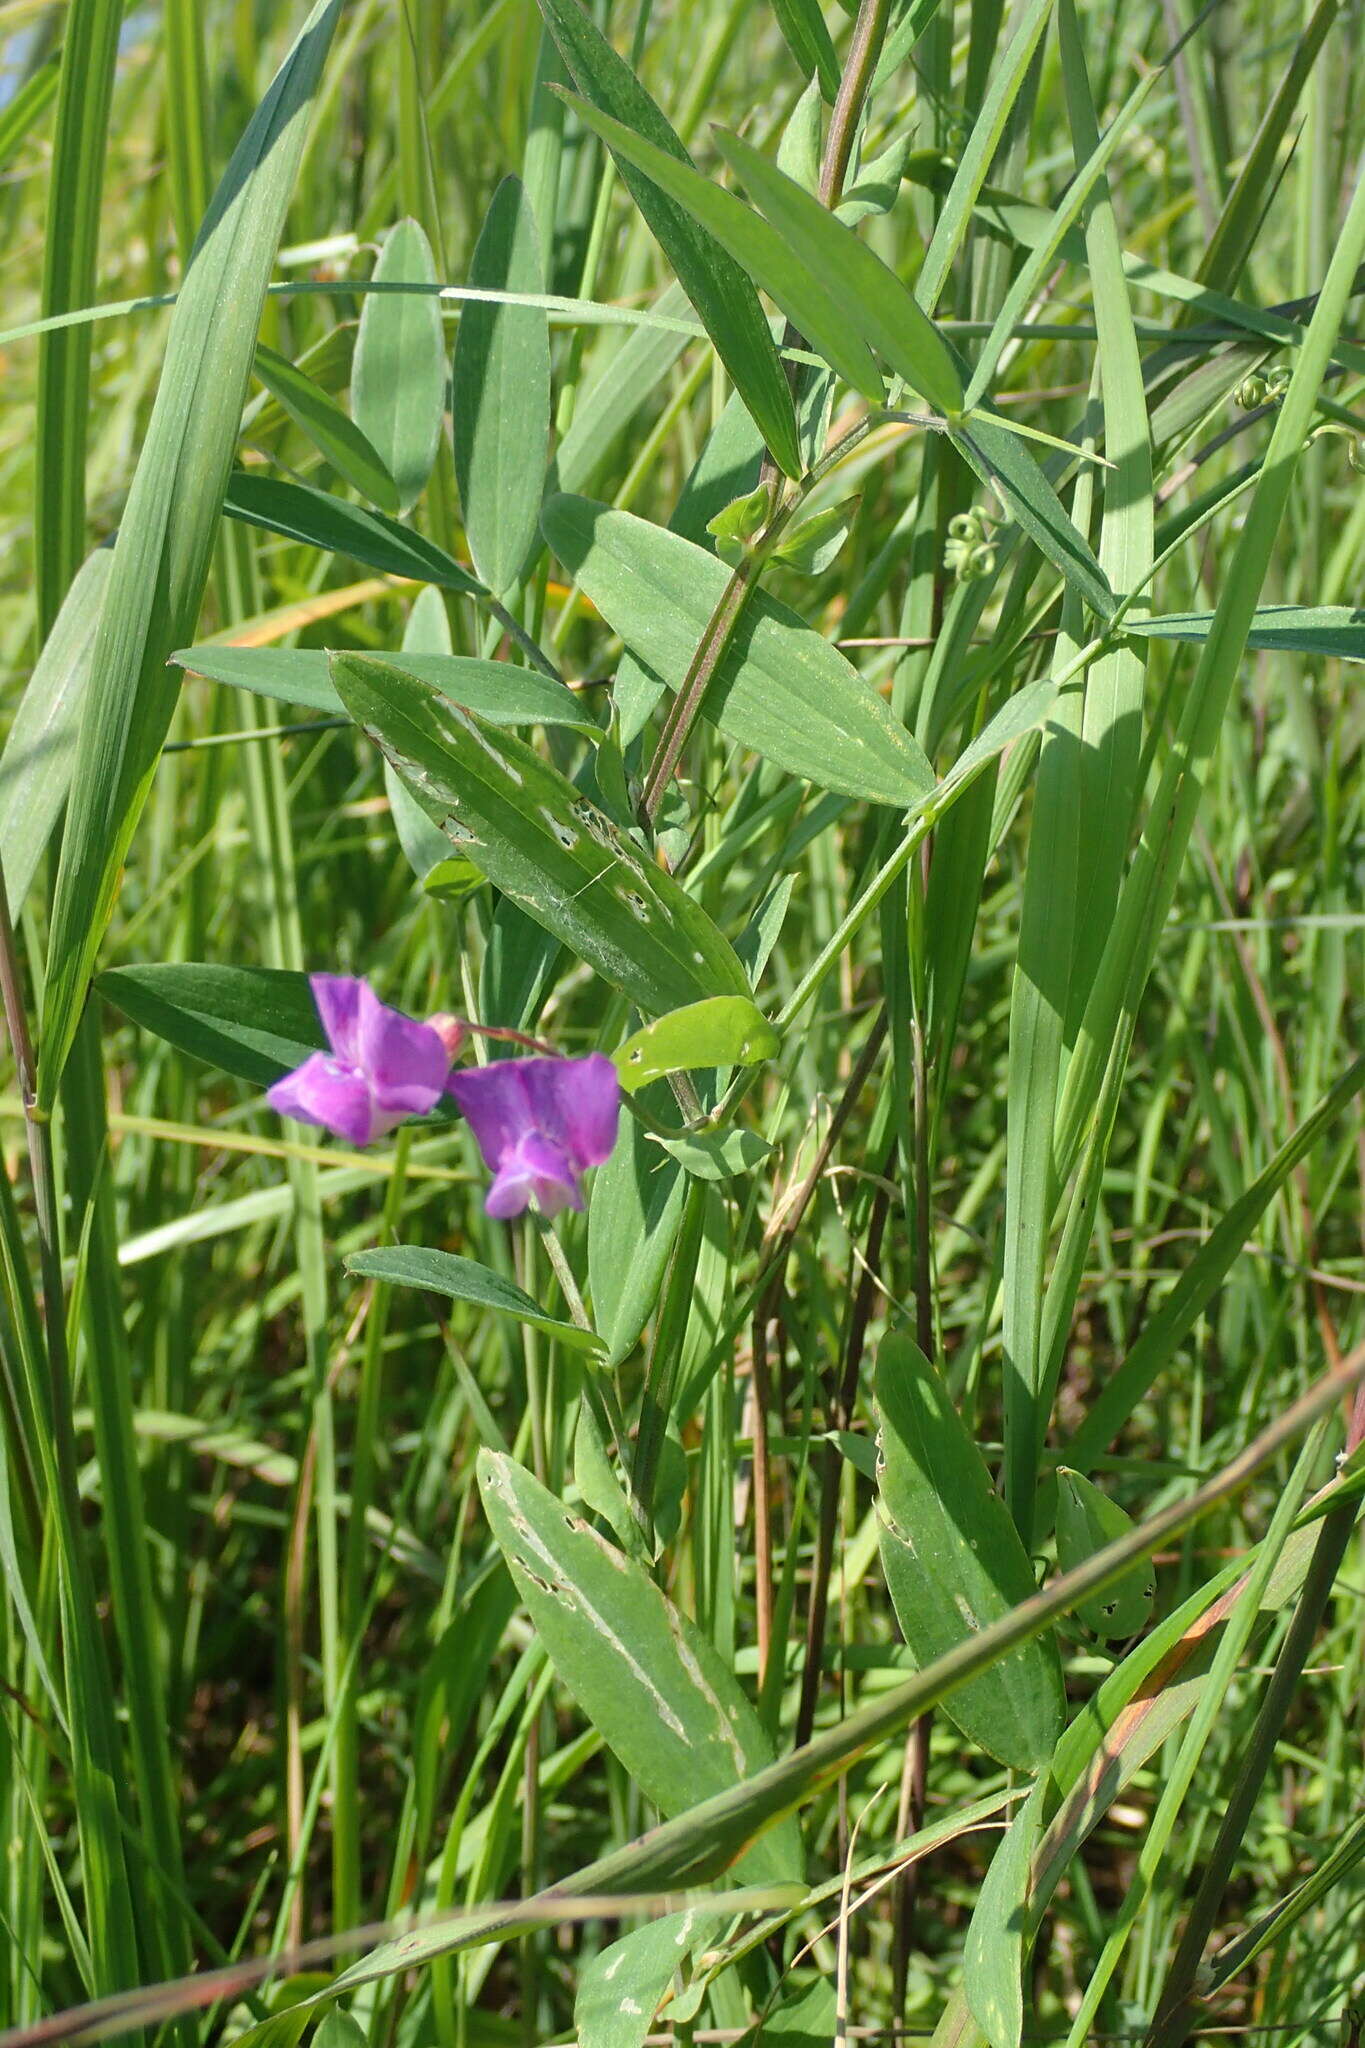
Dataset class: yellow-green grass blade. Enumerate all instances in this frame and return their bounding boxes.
[38,0,344,1107]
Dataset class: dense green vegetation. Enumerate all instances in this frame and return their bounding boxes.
[0,1,1362,2042]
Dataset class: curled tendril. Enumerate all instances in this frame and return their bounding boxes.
[944,506,1000,581]
[1236,364,1291,411]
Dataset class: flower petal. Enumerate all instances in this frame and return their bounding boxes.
[355,982,449,1116]
[446,1060,534,1171]
[268,1053,376,1147]
[522,1053,621,1171]
[483,1134,581,1218]
[309,974,365,1064]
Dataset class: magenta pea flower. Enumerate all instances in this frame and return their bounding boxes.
[267,975,464,1148]
[446,1053,621,1218]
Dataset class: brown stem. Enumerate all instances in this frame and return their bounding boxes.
[795,1149,896,1749]
[819,0,894,210]
[641,0,892,829]
[751,1012,889,1702]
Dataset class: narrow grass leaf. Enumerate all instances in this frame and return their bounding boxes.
[535,0,802,473]
[588,1108,688,1366]
[353,219,446,514]
[964,1780,1046,2048]
[453,179,551,595]
[0,548,110,918]
[1127,604,1365,660]
[38,0,345,1104]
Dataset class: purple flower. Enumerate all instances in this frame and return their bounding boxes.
[267,975,458,1147]
[446,1053,621,1218]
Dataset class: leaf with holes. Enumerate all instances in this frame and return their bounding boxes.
[1055,1468,1155,1639]
[477,1449,804,1886]
[613,997,778,1092]
[330,652,749,1017]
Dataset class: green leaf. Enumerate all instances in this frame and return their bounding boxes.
[353,217,446,514]
[37,0,345,1105]
[1055,1469,1155,1639]
[874,1334,1065,1768]
[770,0,840,98]
[389,587,473,886]
[453,178,551,595]
[562,96,884,405]
[589,1106,688,1367]
[951,416,1116,619]
[346,1247,605,1357]
[576,1908,739,2048]
[222,470,484,595]
[964,1782,1047,2048]
[536,0,801,476]
[542,495,935,806]
[773,497,858,574]
[712,128,965,415]
[330,652,750,1017]
[252,340,399,511]
[1126,604,1365,662]
[477,1449,805,1886]
[98,961,325,1087]
[0,546,110,918]
[655,1127,772,1181]
[173,643,593,728]
[614,997,778,1091]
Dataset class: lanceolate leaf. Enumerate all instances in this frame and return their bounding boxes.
[353,217,446,514]
[346,1247,606,1356]
[952,415,1116,620]
[38,0,345,1104]
[173,644,592,728]
[1126,603,1365,662]
[477,1449,805,1886]
[330,652,750,1016]
[535,0,802,475]
[98,962,329,1086]
[252,341,399,510]
[542,495,935,806]
[875,1335,1065,1769]
[453,178,551,596]
[562,96,885,404]
[223,471,484,596]
[711,128,965,415]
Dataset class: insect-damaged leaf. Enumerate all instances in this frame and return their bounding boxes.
[330,652,749,1017]
[613,996,778,1091]
[875,1334,1064,1769]
[1055,1467,1155,1639]
[477,1449,804,1887]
